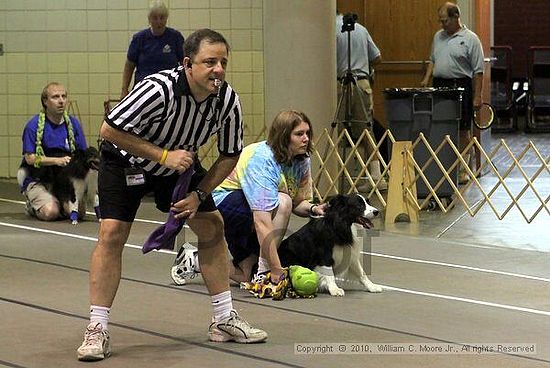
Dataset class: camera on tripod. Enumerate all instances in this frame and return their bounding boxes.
[341,12,358,32]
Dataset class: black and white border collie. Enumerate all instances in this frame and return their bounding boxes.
[24,147,100,224]
[278,193,383,296]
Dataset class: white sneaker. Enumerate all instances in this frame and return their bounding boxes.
[208,310,268,343]
[171,243,199,285]
[77,322,111,361]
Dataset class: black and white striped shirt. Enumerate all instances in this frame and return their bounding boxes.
[105,66,243,176]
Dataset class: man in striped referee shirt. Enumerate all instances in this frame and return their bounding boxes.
[77,29,267,362]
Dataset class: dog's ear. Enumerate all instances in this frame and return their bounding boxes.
[328,194,344,205]
[327,196,339,208]
[328,194,348,212]
[85,147,99,160]
[354,193,372,214]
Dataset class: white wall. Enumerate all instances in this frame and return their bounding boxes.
[0,0,265,177]
[263,0,336,129]
[456,0,472,28]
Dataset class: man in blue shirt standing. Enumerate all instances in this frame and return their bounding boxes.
[120,1,184,99]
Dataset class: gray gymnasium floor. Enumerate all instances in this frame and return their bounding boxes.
[1,133,550,367]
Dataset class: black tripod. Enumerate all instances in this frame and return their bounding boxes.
[324,13,374,192]
[332,70,373,140]
[332,13,373,137]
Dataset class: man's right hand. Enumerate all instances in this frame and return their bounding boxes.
[420,61,434,88]
[163,149,194,172]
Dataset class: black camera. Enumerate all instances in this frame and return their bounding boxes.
[341,12,357,32]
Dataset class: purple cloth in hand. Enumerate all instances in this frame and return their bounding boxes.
[142,164,195,254]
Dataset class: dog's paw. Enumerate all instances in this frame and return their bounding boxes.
[365,283,383,293]
[318,275,345,296]
[360,275,383,293]
[328,286,345,297]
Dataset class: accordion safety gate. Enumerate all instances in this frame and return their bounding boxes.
[310,127,550,224]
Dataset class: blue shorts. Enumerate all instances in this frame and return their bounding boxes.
[216,190,260,266]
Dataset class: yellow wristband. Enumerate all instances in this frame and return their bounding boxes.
[159,149,168,165]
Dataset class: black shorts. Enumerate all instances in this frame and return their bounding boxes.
[433,77,473,131]
[98,143,216,222]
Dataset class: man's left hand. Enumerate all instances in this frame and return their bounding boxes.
[171,192,201,220]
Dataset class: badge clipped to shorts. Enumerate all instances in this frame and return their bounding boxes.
[124,167,145,186]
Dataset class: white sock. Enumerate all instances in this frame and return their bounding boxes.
[257,257,270,274]
[90,305,110,330]
[211,291,233,322]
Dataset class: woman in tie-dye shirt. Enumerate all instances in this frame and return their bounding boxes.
[212,110,326,290]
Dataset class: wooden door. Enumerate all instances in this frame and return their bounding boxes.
[474,0,492,170]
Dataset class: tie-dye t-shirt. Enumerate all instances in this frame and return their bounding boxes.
[212,141,312,211]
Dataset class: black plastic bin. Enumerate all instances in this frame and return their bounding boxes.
[384,87,462,198]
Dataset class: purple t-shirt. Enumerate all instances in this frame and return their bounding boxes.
[127,27,184,84]
[22,114,87,155]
